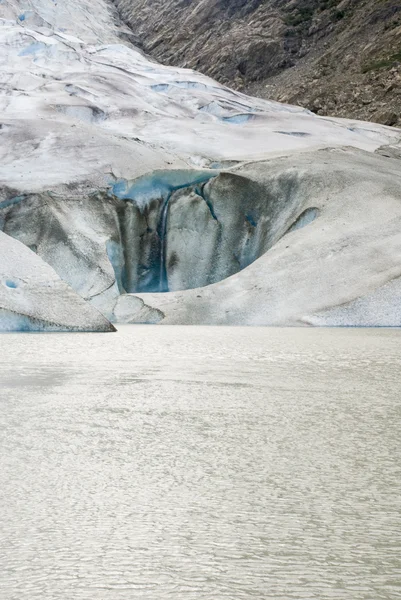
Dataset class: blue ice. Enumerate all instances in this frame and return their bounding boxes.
[4,280,18,289]
[222,114,253,125]
[109,170,216,208]
[151,84,171,93]
[19,42,47,57]
[151,81,213,93]
[0,309,41,332]
[106,240,124,292]
[0,195,27,210]
[287,208,319,233]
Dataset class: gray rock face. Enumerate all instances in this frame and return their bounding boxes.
[112,0,401,127]
[0,231,115,332]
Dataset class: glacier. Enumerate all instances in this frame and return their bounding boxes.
[0,231,115,331]
[1,0,401,329]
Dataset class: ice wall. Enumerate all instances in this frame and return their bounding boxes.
[0,166,317,317]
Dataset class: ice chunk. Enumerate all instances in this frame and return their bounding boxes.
[0,232,115,332]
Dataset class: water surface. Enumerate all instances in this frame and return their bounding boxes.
[0,326,400,599]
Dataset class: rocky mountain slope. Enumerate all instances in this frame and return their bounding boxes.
[1,0,401,330]
[113,0,401,126]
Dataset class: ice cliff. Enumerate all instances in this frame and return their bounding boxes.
[1,0,401,330]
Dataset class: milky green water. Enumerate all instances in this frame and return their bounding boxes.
[0,326,400,599]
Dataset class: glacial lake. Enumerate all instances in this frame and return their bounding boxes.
[0,325,400,600]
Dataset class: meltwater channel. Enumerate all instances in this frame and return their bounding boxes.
[0,326,400,600]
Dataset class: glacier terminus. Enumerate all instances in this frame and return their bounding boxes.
[1,0,401,330]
